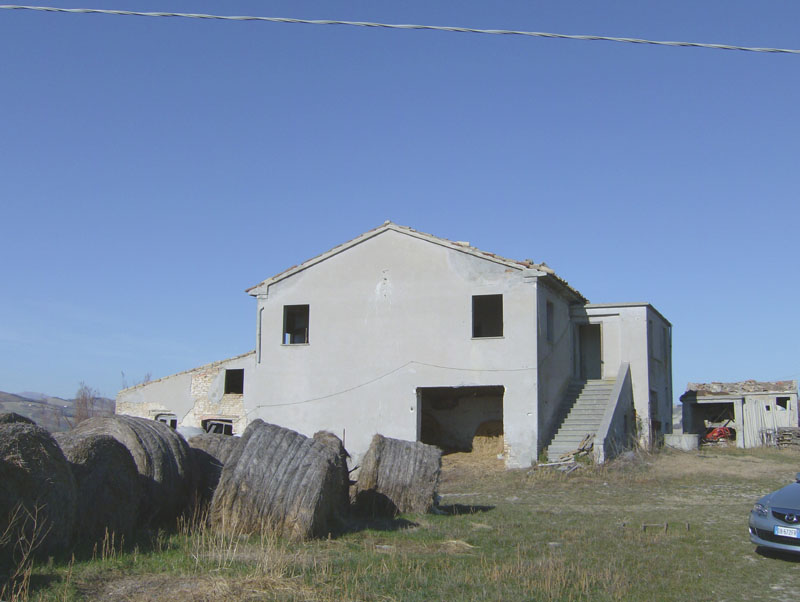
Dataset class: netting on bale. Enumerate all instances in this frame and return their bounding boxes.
[0,421,77,570]
[188,433,241,504]
[70,415,195,526]
[209,420,348,540]
[53,432,142,543]
[353,434,442,516]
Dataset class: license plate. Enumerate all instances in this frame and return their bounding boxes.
[775,526,800,538]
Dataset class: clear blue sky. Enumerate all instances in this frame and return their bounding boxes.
[1,1,798,401]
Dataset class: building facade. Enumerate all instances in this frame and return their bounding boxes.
[117,223,672,468]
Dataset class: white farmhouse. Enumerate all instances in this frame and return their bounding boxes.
[117,222,672,468]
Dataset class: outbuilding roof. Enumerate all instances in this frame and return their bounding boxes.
[682,380,798,399]
[246,221,587,302]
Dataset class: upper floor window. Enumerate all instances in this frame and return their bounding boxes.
[224,369,244,394]
[472,294,503,338]
[283,305,310,344]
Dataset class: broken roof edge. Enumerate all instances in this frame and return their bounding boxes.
[245,221,587,302]
[116,350,256,396]
[681,379,799,400]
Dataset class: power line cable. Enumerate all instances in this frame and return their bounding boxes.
[2,4,800,55]
[245,360,533,412]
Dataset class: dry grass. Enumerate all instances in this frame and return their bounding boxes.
[11,445,800,601]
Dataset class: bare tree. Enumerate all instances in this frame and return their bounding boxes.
[73,382,100,424]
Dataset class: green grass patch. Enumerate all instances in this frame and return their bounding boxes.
[8,447,800,601]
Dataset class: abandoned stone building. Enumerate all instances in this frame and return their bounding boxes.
[116,222,673,468]
[681,380,799,448]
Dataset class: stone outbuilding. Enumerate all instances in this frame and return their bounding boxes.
[117,223,673,467]
[680,380,799,447]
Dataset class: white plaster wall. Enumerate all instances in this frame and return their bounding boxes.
[536,282,575,447]
[250,230,540,467]
[578,304,672,446]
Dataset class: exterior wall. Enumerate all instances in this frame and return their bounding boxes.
[646,307,673,437]
[573,304,672,447]
[116,352,255,434]
[250,229,540,468]
[536,281,575,450]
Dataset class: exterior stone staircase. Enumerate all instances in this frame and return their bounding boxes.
[546,379,616,462]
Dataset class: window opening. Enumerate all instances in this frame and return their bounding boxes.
[546,300,554,343]
[155,414,177,429]
[777,397,790,410]
[472,294,503,338]
[224,369,244,394]
[202,419,233,435]
[283,305,309,344]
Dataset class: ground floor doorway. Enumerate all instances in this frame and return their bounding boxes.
[417,385,504,455]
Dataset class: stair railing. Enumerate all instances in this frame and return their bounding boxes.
[593,362,633,464]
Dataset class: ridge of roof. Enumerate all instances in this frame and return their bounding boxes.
[246,221,586,301]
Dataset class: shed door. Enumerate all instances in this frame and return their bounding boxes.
[579,324,602,380]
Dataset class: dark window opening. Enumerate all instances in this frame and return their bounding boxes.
[224,369,244,394]
[777,397,790,410]
[202,419,233,435]
[418,385,504,455]
[156,414,177,429]
[283,305,309,344]
[546,301,554,343]
[472,295,503,338]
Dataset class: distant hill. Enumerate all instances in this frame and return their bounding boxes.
[0,390,115,432]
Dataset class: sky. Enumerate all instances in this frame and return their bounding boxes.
[0,1,798,401]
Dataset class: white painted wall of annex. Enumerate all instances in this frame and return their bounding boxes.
[249,229,540,468]
[578,304,672,445]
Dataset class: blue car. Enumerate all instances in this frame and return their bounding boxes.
[750,473,800,554]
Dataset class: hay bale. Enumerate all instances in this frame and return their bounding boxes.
[70,415,195,526]
[313,431,351,512]
[209,420,348,540]
[353,435,442,516]
[472,420,504,456]
[0,423,77,568]
[53,432,141,543]
[0,412,36,426]
[188,434,240,503]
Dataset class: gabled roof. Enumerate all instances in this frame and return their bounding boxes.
[246,222,587,302]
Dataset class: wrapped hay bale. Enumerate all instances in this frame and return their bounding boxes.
[0,423,77,568]
[313,431,351,512]
[353,435,442,516]
[188,433,241,503]
[209,420,348,540]
[53,432,142,543]
[70,415,195,526]
[0,412,36,425]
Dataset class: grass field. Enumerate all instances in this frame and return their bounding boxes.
[9,446,800,601]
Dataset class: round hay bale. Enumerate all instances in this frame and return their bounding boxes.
[209,420,348,540]
[187,434,241,504]
[53,432,141,543]
[313,431,351,512]
[0,423,77,569]
[472,420,504,456]
[353,434,442,517]
[70,415,195,527]
[0,413,36,426]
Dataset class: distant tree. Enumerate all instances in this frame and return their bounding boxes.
[73,382,101,424]
[121,371,153,390]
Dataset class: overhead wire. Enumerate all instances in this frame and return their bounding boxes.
[1,4,800,55]
[244,360,533,413]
